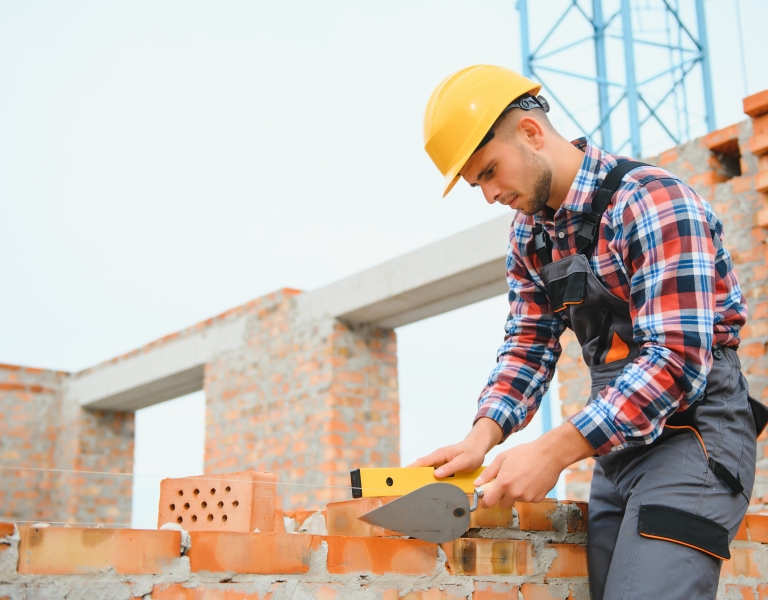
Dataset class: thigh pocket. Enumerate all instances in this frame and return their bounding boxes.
[638,504,730,560]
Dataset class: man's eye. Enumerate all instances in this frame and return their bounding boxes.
[485,168,494,179]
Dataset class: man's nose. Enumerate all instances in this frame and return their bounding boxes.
[482,185,501,205]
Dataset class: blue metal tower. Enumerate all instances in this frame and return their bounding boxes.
[517,0,716,158]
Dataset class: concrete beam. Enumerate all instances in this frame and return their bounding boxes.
[294,214,512,328]
[68,319,246,411]
[68,214,512,411]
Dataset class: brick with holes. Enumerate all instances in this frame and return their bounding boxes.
[157,471,277,533]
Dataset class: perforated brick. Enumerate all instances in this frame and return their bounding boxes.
[158,471,276,533]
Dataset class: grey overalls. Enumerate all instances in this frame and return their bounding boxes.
[534,161,768,600]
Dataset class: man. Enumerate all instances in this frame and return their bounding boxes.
[411,64,766,599]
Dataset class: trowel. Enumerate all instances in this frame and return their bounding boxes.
[357,482,492,543]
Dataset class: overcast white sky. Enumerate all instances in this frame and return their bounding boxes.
[1,1,766,527]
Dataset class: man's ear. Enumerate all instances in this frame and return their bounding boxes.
[517,116,546,151]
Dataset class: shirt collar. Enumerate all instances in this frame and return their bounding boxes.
[533,136,613,223]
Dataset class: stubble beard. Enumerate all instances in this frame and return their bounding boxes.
[519,148,553,216]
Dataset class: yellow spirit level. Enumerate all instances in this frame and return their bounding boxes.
[349,467,485,498]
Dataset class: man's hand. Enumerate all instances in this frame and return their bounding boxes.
[473,422,595,508]
[407,417,503,477]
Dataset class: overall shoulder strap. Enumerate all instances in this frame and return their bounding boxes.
[576,160,649,256]
[532,223,553,266]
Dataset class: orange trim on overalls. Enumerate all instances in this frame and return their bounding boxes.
[665,424,708,460]
[554,299,584,313]
[638,532,729,561]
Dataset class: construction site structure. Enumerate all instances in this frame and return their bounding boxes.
[518,0,716,158]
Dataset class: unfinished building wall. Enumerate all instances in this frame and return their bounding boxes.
[0,364,135,525]
[204,289,400,511]
[562,90,768,510]
[0,364,64,523]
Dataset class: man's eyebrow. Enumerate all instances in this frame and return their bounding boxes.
[474,163,493,183]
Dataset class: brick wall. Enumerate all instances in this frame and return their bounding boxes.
[2,485,768,599]
[204,289,400,510]
[0,363,135,526]
[0,364,64,522]
[561,90,768,510]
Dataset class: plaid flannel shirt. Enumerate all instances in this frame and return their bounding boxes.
[475,138,747,455]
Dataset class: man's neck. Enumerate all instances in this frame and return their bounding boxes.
[546,139,586,212]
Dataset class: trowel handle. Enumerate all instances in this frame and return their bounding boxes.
[469,481,495,512]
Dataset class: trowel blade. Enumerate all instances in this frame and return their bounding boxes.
[358,482,470,544]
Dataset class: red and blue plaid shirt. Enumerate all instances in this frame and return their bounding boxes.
[475,138,747,455]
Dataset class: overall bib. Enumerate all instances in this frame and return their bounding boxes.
[534,161,767,600]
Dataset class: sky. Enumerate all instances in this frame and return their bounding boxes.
[1,0,767,527]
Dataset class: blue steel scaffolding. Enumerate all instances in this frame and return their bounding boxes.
[517,0,716,158]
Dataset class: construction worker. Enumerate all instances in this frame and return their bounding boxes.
[411,65,768,599]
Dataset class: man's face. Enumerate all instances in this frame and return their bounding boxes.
[460,135,552,216]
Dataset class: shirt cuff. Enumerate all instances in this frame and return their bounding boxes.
[568,398,628,456]
[474,398,523,442]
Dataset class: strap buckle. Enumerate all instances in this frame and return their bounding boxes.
[578,213,599,244]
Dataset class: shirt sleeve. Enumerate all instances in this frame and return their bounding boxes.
[570,179,719,455]
[474,227,565,441]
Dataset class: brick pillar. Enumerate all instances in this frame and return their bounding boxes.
[0,364,64,522]
[204,289,399,511]
[557,332,593,501]
[52,397,134,525]
[0,363,134,525]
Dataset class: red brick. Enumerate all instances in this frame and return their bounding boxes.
[754,114,768,136]
[735,517,749,541]
[158,471,276,533]
[0,523,15,538]
[758,584,768,600]
[758,207,768,229]
[656,147,679,167]
[469,502,515,529]
[326,497,401,537]
[516,499,558,531]
[721,547,765,578]
[441,538,533,576]
[325,535,436,575]
[726,585,756,600]
[473,582,520,599]
[704,124,740,152]
[17,526,180,575]
[188,531,315,574]
[756,170,768,193]
[733,175,756,194]
[750,132,768,157]
[746,514,768,543]
[745,90,768,118]
[520,583,572,600]
[689,171,728,187]
[396,587,469,600]
[152,584,268,599]
[545,544,588,578]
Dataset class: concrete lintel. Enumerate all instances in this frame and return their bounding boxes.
[294,214,512,328]
[68,319,246,411]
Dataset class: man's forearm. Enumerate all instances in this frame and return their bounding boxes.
[540,421,596,469]
[469,417,504,453]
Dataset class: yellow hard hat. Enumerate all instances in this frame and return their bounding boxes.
[423,65,542,197]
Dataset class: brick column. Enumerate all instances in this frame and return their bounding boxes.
[0,363,134,525]
[0,364,64,522]
[51,396,134,525]
[204,290,399,510]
